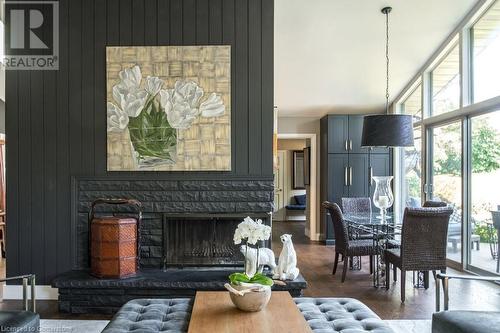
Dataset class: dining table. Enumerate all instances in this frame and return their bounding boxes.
[343,212,402,288]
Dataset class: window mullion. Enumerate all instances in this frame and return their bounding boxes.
[423,72,432,119]
[462,117,472,270]
[460,28,472,108]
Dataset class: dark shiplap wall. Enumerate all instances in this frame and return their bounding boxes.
[5,0,274,284]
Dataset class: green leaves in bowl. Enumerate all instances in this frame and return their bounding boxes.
[229,272,274,286]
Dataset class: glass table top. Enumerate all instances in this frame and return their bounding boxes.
[343,212,401,226]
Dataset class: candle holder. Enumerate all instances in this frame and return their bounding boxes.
[372,176,394,220]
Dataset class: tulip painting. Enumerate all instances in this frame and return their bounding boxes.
[106,46,231,171]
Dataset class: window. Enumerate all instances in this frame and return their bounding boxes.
[401,84,422,122]
[472,0,500,103]
[469,110,500,273]
[431,43,460,116]
[429,121,463,263]
[403,127,422,208]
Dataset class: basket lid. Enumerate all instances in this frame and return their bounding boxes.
[92,216,137,224]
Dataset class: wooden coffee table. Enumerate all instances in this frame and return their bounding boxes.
[188,291,312,333]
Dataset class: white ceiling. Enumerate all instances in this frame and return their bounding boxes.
[274,0,478,117]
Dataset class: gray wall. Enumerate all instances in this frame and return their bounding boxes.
[5,0,274,284]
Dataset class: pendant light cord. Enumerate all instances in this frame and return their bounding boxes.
[385,9,390,115]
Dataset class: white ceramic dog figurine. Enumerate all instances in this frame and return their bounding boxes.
[273,234,300,280]
[240,245,277,278]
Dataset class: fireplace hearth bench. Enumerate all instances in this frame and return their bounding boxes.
[52,269,307,314]
[100,296,394,333]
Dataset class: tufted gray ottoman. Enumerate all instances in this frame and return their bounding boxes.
[294,298,394,333]
[101,299,193,333]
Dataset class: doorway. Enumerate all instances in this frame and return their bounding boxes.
[274,139,307,222]
[273,133,318,240]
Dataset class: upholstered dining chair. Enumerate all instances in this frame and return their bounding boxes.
[384,206,453,303]
[323,201,379,282]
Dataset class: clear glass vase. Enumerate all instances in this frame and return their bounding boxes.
[372,176,394,220]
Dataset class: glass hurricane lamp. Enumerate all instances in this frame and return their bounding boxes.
[372,176,394,220]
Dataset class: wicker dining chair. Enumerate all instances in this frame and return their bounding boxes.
[323,201,380,282]
[342,197,372,214]
[394,200,449,287]
[384,206,453,303]
[341,198,374,246]
[423,201,448,208]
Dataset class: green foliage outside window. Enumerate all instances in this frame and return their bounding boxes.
[475,224,496,243]
[472,122,500,173]
[435,120,500,175]
[406,174,421,198]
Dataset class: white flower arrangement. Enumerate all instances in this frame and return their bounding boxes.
[231,217,274,284]
[234,216,271,246]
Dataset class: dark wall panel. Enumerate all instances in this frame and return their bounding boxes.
[5,0,274,284]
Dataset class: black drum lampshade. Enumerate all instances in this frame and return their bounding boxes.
[361,8,415,149]
[361,114,414,148]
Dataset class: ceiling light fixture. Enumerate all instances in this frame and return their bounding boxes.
[361,6,414,148]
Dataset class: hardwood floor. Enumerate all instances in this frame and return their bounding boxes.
[1,221,500,320]
[272,221,500,319]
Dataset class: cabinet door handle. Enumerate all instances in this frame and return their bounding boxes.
[349,167,353,186]
[344,167,348,186]
[369,167,373,185]
[344,140,348,151]
[349,140,353,151]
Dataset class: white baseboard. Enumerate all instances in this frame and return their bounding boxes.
[3,285,58,300]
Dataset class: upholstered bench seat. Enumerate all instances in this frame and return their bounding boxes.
[101,299,193,333]
[103,297,393,333]
[294,298,394,333]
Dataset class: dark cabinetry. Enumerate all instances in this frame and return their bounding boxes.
[327,115,368,154]
[321,115,392,245]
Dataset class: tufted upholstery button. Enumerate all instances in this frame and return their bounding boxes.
[102,298,193,333]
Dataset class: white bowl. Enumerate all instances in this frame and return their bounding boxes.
[229,284,272,312]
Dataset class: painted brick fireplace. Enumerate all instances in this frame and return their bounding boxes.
[74,178,274,270]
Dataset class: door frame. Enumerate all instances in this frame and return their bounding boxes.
[273,150,286,221]
[277,133,318,240]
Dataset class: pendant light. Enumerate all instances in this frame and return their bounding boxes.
[361,7,414,148]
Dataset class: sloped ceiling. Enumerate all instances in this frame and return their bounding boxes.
[275,0,478,117]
